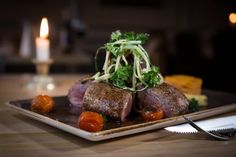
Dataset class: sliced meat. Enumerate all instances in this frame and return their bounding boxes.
[68,80,91,109]
[137,83,189,118]
[83,82,133,122]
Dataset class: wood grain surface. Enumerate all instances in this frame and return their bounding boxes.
[0,74,236,157]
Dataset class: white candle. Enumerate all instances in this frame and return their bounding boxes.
[36,17,50,61]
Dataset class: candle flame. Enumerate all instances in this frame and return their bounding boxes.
[40,17,49,38]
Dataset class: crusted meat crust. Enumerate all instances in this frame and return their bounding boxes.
[83,82,133,122]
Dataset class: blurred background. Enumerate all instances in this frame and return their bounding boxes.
[0,0,236,93]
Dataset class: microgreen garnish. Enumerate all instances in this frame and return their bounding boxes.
[143,66,161,87]
[92,30,163,92]
[111,65,133,88]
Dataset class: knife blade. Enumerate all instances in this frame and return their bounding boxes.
[165,115,236,133]
[210,128,236,137]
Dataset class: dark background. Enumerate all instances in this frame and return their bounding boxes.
[0,0,236,93]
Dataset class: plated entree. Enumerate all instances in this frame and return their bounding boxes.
[32,31,201,132]
[67,30,194,132]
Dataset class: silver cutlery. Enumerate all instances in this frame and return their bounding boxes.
[183,115,236,141]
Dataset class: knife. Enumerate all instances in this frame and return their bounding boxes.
[165,115,236,133]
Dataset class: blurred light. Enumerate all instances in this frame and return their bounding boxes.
[40,17,49,38]
[46,83,55,90]
[229,13,236,24]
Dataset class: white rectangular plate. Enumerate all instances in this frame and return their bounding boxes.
[6,90,236,141]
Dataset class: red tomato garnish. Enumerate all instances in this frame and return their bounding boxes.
[77,111,104,132]
[141,109,164,121]
[31,95,55,113]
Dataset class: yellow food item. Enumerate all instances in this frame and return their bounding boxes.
[164,75,207,106]
[185,94,208,106]
[164,75,202,95]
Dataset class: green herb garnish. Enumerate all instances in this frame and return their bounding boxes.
[111,65,133,88]
[188,98,199,113]
[92,30,163,92]
[143,66,161,87]
[102,115,109,123]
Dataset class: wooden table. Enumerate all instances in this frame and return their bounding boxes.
[0,74,236,157]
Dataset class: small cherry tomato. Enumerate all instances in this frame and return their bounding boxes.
[141,108,164,121]
[77,111,104,132]
[31,95,55,113]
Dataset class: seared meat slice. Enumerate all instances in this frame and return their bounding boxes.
[83,82,133,122]
[137,83,189,118]
[68,80,91,109]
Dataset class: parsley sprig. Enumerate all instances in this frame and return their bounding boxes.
[188,98,199,113]
[92,30,163,92]
[110,65,133,88]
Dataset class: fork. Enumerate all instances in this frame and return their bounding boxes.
[182,116,236,141]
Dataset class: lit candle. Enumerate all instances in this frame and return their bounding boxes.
[36,17,50,61]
